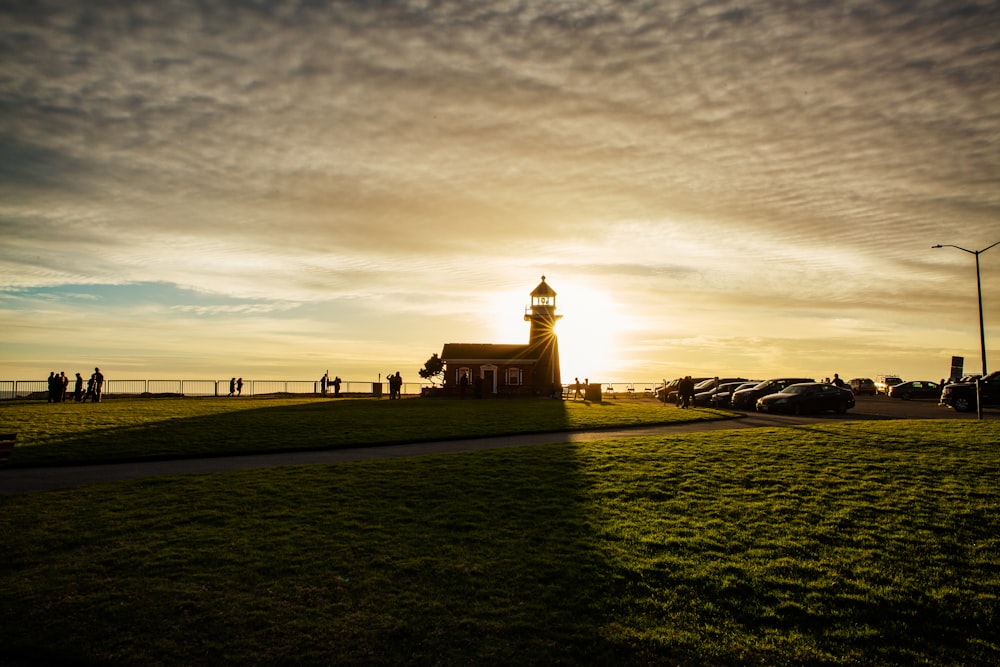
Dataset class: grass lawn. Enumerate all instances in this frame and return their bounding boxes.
[1,410,998,665]
[0,396,733,465]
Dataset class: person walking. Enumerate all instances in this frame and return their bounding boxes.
[679,375,694,408]
[237,378,243,396]
[229,377,236,397]
[573,378,583,401]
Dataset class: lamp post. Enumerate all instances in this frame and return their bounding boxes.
[932,241,999,376]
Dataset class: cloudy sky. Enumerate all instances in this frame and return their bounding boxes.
[2,0,999,386]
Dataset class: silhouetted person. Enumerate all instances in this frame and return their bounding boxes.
[93,368,104,402]
[60,372,69,402]
[321,372,328,395]
[332,376,341,397]
[459,372,469,398]
[82,374,95,403]
[237,377,243,396]
[832,373,845,388]
[47,372,57,403]
[229,377,236,397]
[74,373,84,402]
[679,376,694,408]
[573,377,583,400]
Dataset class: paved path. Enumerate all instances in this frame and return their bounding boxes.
[0,413,824,494]
[2,400,993,494]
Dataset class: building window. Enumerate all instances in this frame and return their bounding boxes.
[457,367,472,385]
[506,368,523,386]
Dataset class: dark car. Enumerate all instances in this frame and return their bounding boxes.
[940,371,1000,412]
[730,378,815,410]
[849,378,876,396]
[756,382,855,415]
[693,381,749,408]
[706,381,760,408]
[887,380,941,400]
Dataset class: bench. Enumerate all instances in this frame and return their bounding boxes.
[0,433,15,465]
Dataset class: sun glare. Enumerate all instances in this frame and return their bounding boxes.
[484,281,628,383]
[555,288,622,382]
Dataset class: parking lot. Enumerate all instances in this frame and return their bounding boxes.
[735,394,998,422]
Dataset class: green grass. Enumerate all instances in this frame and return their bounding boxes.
[0,396,732,465]
[1,417,998,665]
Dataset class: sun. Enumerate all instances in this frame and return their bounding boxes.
[551,287,623,383]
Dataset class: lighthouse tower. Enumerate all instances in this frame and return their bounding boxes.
[524,276,562,395]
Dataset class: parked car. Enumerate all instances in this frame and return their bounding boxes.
[874,375,903,395]
[887,380,941,400]
[704,381,760,408]
[940,371,1000,412]
[849,378,876,396]
[756,382,855,415]
[731,378,815,410]
[693,381,748,407]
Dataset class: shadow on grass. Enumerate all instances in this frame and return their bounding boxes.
[0,403,671,665]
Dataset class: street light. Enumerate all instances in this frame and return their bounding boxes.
[932,240,1000,376]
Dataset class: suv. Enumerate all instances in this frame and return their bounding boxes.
[940,371,1000,412]
[730,378,815,410]
[874,375,903,395]
[849,378,876,396]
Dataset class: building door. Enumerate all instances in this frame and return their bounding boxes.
[481,366,497,394]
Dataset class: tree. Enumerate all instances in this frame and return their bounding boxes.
[419,353,445,386]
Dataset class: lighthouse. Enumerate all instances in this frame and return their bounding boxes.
[524,276,562,395]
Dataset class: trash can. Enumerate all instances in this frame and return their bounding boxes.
[372,383,383,398]
[585,383,602,402]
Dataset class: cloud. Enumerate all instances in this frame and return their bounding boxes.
[1,0,998,380]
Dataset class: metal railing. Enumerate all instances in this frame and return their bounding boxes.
[0,379,667,401]
[0,379,432,400]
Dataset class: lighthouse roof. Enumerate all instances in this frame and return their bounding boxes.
[530,275,557,298]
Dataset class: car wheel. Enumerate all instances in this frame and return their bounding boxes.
[953,397,974,412]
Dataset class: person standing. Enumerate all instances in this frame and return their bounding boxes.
[237,378,243,396]
[332,376,341,397]
[74,373,84,402]
[93,368,105,403]
[679,375,694,408]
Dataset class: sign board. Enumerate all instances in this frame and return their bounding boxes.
[950,356,964,381]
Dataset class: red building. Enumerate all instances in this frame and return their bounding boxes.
[440,277,562,397]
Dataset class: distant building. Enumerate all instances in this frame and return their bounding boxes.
[440,276,562,397]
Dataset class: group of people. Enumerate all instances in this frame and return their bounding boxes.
[386,371,403,399]
[676,375,697,408]
[571,377,591,400]
[320,372,343,397]
[228,377,244,396]
[47,368,104,403]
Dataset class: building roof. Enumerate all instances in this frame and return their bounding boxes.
[441,343,536,363]
[530,275,556,298]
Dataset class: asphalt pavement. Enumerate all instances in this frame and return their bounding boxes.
[0,397,993,494]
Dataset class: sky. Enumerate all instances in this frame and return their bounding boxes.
[2,0,999,386]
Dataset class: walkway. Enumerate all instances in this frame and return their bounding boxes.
[0,412,839,494]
